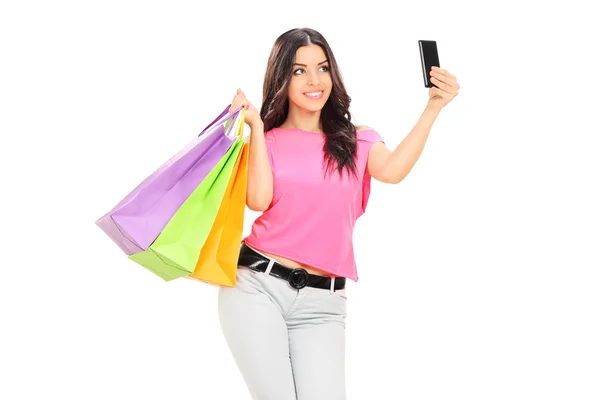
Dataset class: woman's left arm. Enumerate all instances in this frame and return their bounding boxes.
[368,67,460,184]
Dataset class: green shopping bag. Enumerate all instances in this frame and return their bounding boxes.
[128,118,245,281]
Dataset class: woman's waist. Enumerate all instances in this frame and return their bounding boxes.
[243,238,352,277]
[256,248,333,277]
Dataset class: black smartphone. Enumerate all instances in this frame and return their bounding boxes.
[418,40,440,88]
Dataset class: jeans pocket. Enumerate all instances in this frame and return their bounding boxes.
[333,289,347,300]
[238,265,258,275]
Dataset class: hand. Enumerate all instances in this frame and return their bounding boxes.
[229,88,262,128]
[427,67,460,111]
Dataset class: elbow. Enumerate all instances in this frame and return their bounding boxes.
[389,174,407,184]
[384,177,404,185]
[377,170,406,185]
[246,193,272,212]
[383,165,412,184]
[245,174,274,211]
[247,201,269,212]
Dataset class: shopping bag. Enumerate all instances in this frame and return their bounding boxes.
[187,141,249,286]
[95,106,243,255]
[128,110,246,281]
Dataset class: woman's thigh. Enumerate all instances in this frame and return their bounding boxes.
[288,287,348,400]
[218,267,296,400]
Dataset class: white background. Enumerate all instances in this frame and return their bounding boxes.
[1,1,599,399]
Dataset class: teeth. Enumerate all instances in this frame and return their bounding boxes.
[305,91,322,97]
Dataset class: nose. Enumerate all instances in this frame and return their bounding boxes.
[307,69,320,86]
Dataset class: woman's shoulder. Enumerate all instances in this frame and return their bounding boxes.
[355,125,375,132]
[354,125,384,144]
[355,125,378,138]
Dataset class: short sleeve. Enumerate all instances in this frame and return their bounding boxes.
[356,128,384,145]
[356,129,384,214]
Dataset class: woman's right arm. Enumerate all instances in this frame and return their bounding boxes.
[229,88,274,212]
[245,120,273,212]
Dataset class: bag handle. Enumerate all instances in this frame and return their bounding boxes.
[227,108,245,139]
[198,105,244,137]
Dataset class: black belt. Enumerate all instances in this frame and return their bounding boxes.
[238,242,346,291]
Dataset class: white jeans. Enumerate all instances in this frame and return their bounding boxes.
[218,264,348,400]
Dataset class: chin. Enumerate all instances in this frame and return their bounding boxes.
[301,103,325,113]
[295,98,329,113]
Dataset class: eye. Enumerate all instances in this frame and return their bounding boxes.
[293,66,330,76]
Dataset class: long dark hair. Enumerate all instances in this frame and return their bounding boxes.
[260,28,358,178]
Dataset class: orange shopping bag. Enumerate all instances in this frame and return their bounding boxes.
[187,142,249,286]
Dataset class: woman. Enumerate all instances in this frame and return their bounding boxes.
[218,27,459,400]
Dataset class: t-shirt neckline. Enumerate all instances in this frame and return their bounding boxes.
[274,127,325,135]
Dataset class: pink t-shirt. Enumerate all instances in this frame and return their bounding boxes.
[243,127,384,281]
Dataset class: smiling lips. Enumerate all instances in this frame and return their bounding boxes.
[304,90,324,100]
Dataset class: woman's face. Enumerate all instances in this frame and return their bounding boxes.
[287,44,332,113]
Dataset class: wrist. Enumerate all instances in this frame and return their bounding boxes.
[249,120,264,132]
[425,101,443,115]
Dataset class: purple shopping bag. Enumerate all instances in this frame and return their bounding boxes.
[95,105,244,255]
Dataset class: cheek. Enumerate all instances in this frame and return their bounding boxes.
[288,80,304,101]
[324,75,333,93]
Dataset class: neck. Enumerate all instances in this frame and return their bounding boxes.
[280,104,322,133]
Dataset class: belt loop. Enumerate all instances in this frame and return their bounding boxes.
[330,277,335,294]
[265,259,275,275]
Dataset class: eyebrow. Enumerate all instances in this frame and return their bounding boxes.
[292,60,329,67]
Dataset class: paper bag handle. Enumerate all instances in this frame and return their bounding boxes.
[198,105,244,137]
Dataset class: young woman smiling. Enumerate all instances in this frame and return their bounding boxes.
[217,27,460,400]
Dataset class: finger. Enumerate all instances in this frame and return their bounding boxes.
[230,99,242,113]
[431,73,455,91]
[437,86,456,100]
[231,101,246,113]
[430,87,449,99]
[430,76,451,92]
[232,93,247,109]
[237,88,245,96]
[430,69,451,83]
[234,93,243,103]
[435,87,457,99]
[230,94,240,110]
[431,73,460,94]
[438,67,457,82]
[438,67,449,76]
[429,87,442,97]
[432,67,456,83]
[442,74,458,89]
